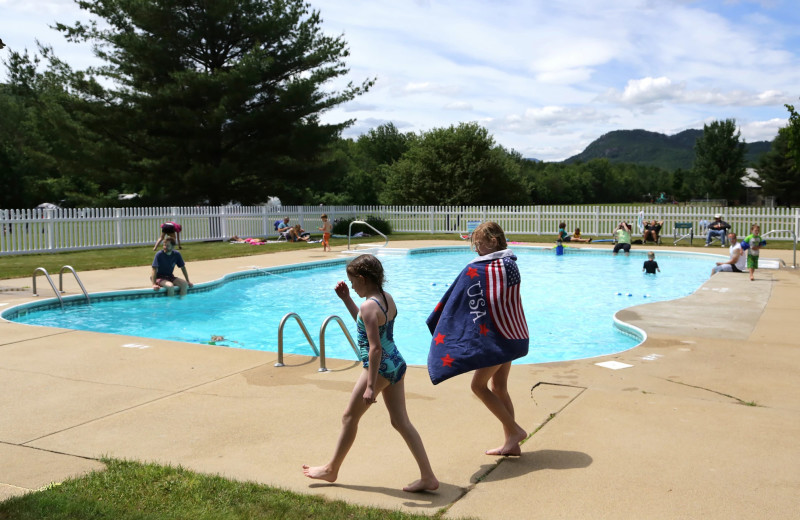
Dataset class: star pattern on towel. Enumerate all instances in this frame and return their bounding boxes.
[434,301,443,313]
[434,333,446,345]
[466,267,479,279]
[479,324,489,336]
[441,354,454,367]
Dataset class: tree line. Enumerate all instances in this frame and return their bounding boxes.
[1,0,798,209]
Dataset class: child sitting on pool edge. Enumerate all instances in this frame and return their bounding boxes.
[302,254,438,493]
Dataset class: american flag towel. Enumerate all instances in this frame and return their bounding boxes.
[426,249,529,385]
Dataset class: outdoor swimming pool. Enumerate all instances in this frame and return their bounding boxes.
[5,247,719,364]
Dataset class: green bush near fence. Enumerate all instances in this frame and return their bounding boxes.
[332,216,392,236]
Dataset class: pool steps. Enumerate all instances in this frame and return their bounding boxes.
[275,312,360,372]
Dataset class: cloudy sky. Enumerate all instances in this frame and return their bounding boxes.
[2,0,798,161]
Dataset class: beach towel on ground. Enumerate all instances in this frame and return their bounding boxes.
[426,249,529,384]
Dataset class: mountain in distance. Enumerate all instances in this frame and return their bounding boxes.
[563,129,772,171]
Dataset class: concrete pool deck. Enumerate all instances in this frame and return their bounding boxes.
[1,240,799,519]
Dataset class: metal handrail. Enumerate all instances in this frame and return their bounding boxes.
[319,315,360,372]
[32,267,64,308]
[275,312,319,367]
[59,265,90,303]
[347,220,389,250]
[761,229,797,268]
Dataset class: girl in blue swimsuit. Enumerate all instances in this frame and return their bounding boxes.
[303,254,438,493]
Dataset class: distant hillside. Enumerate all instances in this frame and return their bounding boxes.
[563,129,772,170]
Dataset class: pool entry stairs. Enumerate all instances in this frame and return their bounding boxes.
[31,265,90,308]
[276,312,359,371]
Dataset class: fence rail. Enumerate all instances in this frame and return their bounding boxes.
[2,205,799,256]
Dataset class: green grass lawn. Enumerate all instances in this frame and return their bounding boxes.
[0,234,467,281]
[0,459,473,520]
[2,232,795,281]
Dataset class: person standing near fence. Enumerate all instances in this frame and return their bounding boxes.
[318,214,333,251]
[154,221,182,250]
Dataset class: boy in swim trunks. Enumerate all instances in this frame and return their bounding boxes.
[744,224,763,281]
[302,254,438,493]
[318,213,332,252]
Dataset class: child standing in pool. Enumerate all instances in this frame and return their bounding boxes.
[427,221,529,457]
[642,251,660,274]
[302,254,438,492]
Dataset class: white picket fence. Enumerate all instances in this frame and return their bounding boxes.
[1,205,798,256]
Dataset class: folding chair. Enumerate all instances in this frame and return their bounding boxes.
[699,219,726,246]
[673,222,693,246]
[273,220,290,241]
[461,220,481,239]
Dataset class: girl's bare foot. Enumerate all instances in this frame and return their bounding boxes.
[403,477,439,492]
[302,464,338,483]
[485,425,527,456]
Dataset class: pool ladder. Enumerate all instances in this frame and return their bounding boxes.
[276,313,359,372]
[32,265,91,309]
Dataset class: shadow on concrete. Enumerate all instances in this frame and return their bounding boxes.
[307,481,464,509]
[470,449,593,483]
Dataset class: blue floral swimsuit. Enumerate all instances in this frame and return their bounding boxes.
[356,297,407,384]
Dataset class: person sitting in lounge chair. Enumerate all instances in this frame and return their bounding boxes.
[643,220,663,244]
[274,217,292,240]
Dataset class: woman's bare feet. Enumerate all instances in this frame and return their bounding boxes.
[302,464,338,483]
[403,477,439,493]
[485,425,527,456]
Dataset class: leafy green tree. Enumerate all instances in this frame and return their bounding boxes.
[380,123,528,205]
[356,123,413,167]
[757,130,799,206]
[2,47,130,207]
[783,102,800,175]
[0,84,35,208]
[692,119,746,203]
[53,0,372,205]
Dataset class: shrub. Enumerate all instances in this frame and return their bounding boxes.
[332,216,392,236]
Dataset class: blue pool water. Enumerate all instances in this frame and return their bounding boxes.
[6,247,719,364]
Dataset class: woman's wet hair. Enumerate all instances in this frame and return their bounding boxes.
[346,254,385,290]
[471,221,507,252]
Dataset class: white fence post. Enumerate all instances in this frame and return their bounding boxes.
[45,209,55,251]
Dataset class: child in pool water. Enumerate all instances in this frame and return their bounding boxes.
[302,254,438,492]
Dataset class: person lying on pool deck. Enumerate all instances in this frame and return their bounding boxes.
[150,237,193,296]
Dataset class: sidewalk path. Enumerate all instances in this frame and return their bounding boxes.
[2,241,798,519]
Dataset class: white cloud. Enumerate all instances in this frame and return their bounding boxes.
[443,101,473,111]
[3,0,798,161]
[739,118,788,142]
[619,77,681,105]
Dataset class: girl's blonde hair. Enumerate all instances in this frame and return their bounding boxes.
[471,221,507,253]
